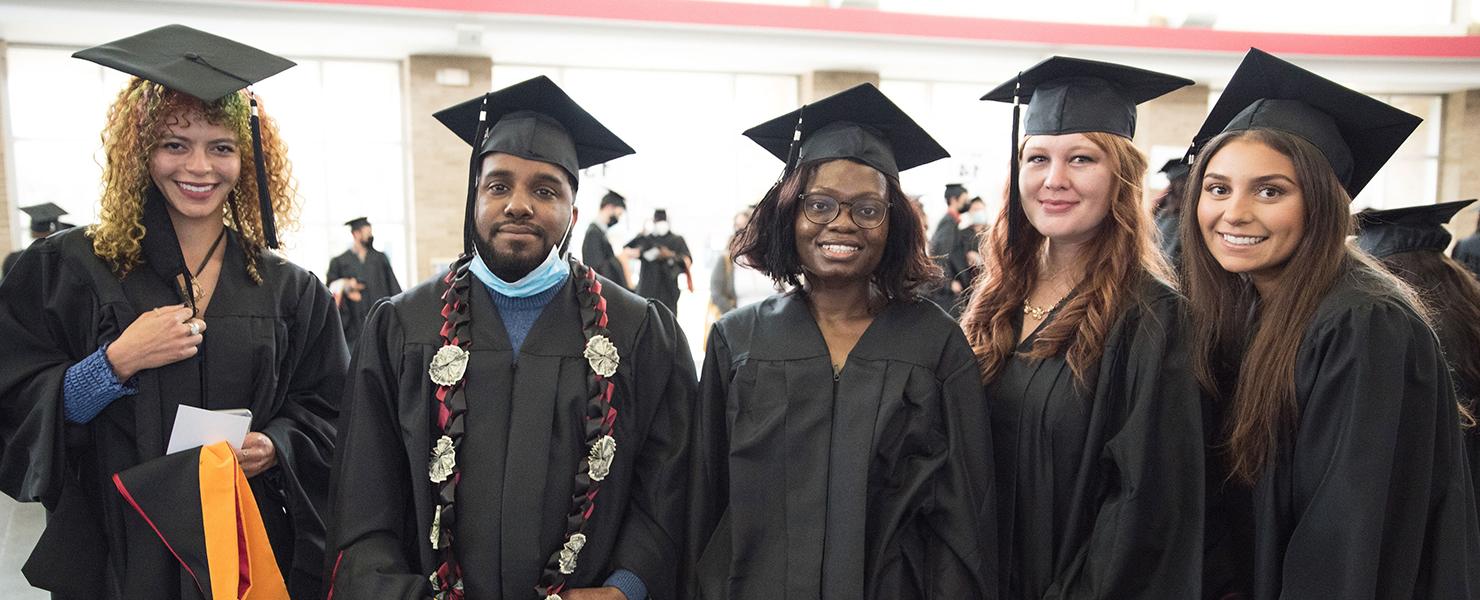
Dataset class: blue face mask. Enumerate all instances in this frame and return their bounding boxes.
[469,241,571,298]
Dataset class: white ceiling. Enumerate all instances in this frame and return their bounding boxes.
[2,0,1480,93]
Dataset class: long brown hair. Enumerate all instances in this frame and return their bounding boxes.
[1379,250,1480,413]
[961,131,1168,385]
[731,158,941,302]
[90,78,298,282]
[1181,128,1426,484]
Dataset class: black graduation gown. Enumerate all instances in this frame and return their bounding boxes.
[689,293,996,599]
[581,223,625,288]
[624,233,690,316]
[1237,273,1480,599]
[0,226,347,600]
[327,248,403,348]
[987,278,1205,599]
[1153,211,1182,267]
[2,249,20,279]
[928,214,963,313]
[325,269,696,600]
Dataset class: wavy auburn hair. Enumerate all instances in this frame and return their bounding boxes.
[730,158,941,302]
[961,131,1169,386]
[89,77,298,281]
[1180,128,1431,484]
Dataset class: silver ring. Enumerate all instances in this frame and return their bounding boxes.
[188,321,201,336]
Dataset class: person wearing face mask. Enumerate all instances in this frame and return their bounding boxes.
[929,183,972,314]
[964,56,1205,599]
[325,76,697,600]
[327,217,402,348]
[953,196,990,294]
[625,209,693,317]
[0,26,347,599]
[582,190,632,289]
[1182,49,1478,599]
[688,83,995,599]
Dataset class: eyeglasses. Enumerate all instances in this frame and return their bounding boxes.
[798,193,891,229]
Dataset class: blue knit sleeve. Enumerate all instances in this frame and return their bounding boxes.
[62,344,139,424]
[603,569,648,600]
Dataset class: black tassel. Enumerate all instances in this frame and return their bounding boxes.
[249,95,277,249]
[782,106,805,180]
[1007,76,1026,254]
[463,95,490,256]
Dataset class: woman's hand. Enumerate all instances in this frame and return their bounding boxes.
[106,304,206,381]
[236,432,277,477]
[560,587,627,600]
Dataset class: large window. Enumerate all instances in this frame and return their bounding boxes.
[4,47,409,288]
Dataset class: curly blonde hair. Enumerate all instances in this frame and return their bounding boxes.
[90,77,298,282]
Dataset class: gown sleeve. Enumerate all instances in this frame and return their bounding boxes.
[927,346,998,597]
[324,301,430,600]
[383,254,403,296]
[1051,296,1206,599]
[685,322,735,597]
[0,240,99,506]
[257,270,350,594]
[1275,300,1480,599]
[609,301,698,600]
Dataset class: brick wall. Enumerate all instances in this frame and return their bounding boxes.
[406,54,492,280]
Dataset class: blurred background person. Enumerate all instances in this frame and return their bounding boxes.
[327,216,401,348]
[625,208,692,316]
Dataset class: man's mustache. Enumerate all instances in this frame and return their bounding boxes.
[486,221,547,240]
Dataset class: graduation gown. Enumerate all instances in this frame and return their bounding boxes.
[928,214,964,314]
[325,269,696,600]
[0,226,347,600]
[327,248,403,348]
[581,223,626,288]
[689,293,995,599]
[1232,272,1480,599]
[2,249,20,279]
[987,277,1204,599]
[624,233,690,316]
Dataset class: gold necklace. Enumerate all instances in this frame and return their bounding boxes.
[1022,288,1072,321]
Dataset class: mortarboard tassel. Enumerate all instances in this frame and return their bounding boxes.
[463,95,491,256]
[1006,75,1029,255]
[249,94,278,249]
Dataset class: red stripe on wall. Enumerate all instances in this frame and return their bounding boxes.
[260,0,1480,58]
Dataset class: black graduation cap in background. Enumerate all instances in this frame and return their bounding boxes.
[433,76,635,254]
[344,217,371,230]
[74,25,294,250]
[601,191,627,208]
[19,203,68,234]
[743,83,948,180]
[981,56,1191,246]
[1190,48,1421,199]
[1356,199,1475,258]
[1159,158,1191,182]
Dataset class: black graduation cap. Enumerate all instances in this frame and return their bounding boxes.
[601,191,626,208]
[344,217,371,230]
[981,56,1193,139]
[433,76,634,254]
[1159,158,1191,182]
[1355,199,1475,258]
[1190,48,1421,199]
[19,203,68,234]
[945,183,968,196]
[433,76,634,181]
[653,209,669,223]
[73,24,295,249]
[743,83,948,180]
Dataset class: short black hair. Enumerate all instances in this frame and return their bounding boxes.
[731,159,942,302]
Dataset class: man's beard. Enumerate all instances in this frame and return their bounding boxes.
[475,221,569,281]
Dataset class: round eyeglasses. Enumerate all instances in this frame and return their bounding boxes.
[799,193,891,229]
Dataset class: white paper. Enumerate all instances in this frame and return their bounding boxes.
[166,405,251,455]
